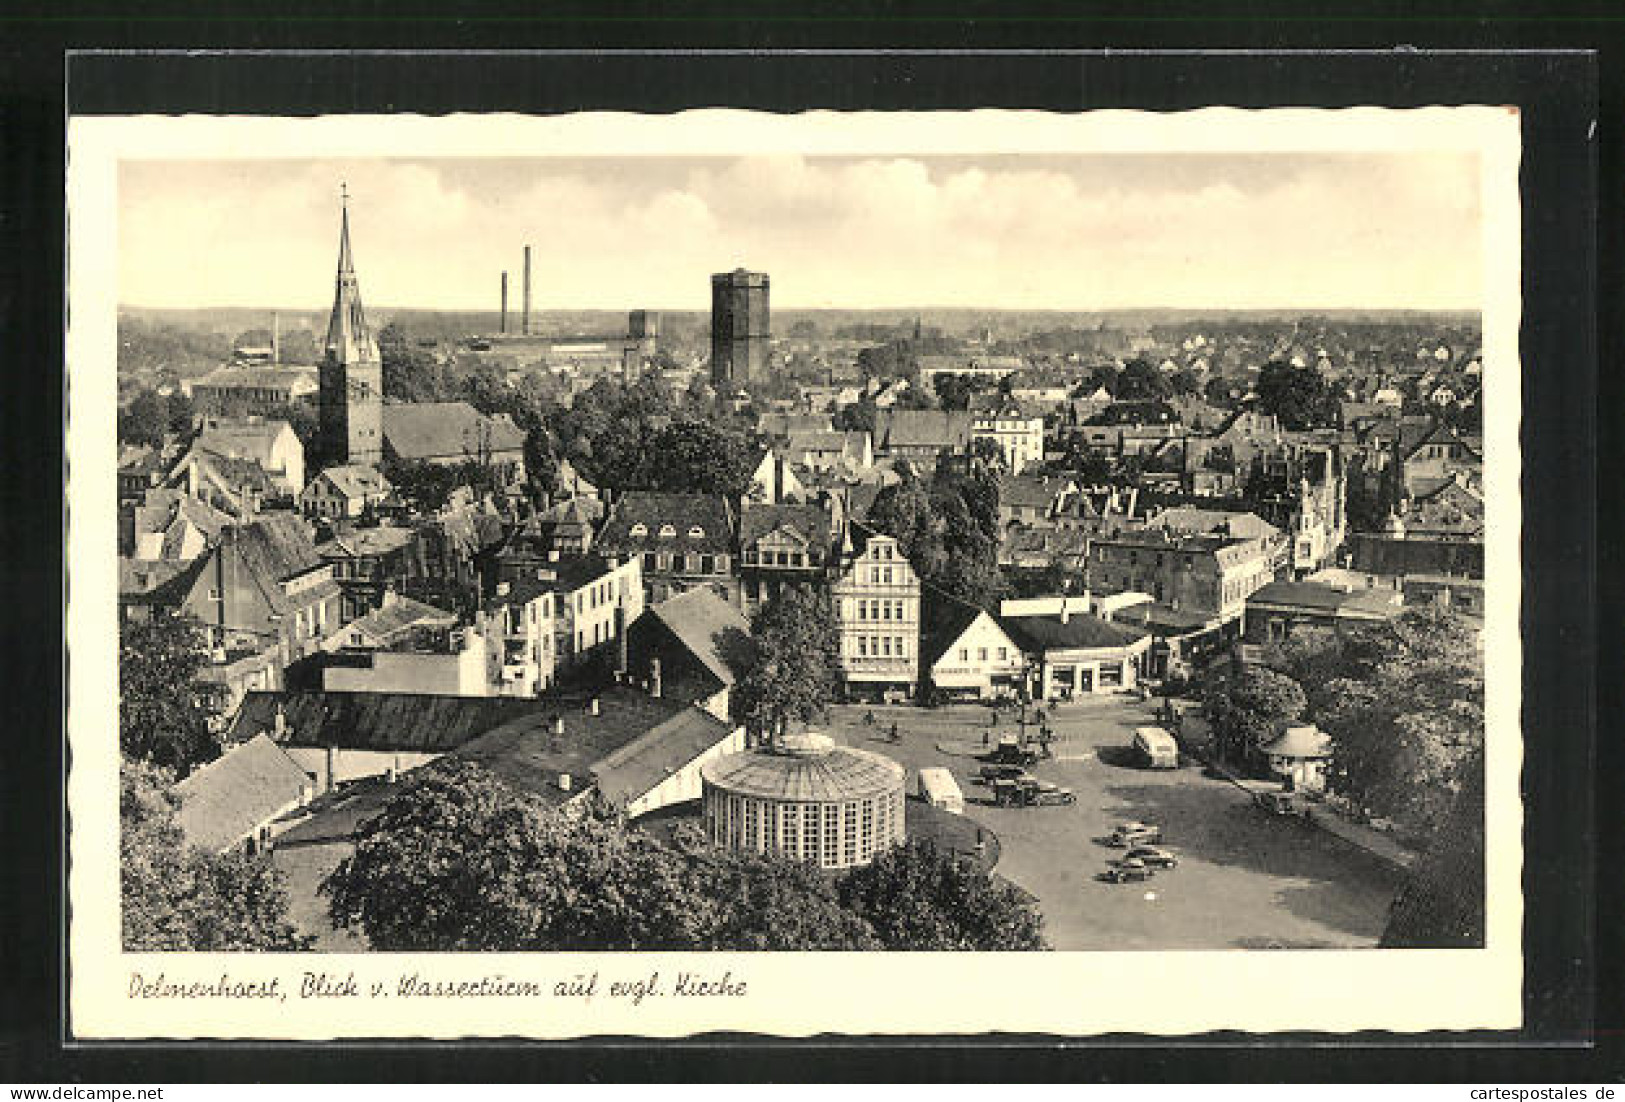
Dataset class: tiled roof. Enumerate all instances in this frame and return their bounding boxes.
[1149,507,1281,543]
[758,412,834,438]
[1247,580,1403,618]
[230,690,548,753]
[738,502,833,549]
[191,366,319,392]
[450,688,705,806]
[173,734,313,853]
[999,613,1149,653]
[196,418,294,467]
[877,410,972,450]
[342,595,457,643]
[591,707,738,808]
[228,516,328,616]
[314,463,389,499]
[596,492,735,554]
[921,600,998,668]
[641,588,751,689]
[382,402,527,462]
[318,524,415,560]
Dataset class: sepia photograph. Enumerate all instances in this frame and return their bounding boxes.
[65,104,1524,1039]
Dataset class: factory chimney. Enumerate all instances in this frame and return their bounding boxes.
[500,271,508,335]
[271,311,280,364]
[522,246,532,336]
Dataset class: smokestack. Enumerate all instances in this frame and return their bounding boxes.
[522,246,532,336]
[500,271,508,335]
[271,311,280,365]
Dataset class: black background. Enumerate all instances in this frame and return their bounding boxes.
[1,5,1613,1083]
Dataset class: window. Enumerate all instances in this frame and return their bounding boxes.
[881,637,892,657]
[857,601,867,621]
[978,647,988,661]
[643,552,657,573]
[688,526,705,540]
[958,647,969,662]
[629,522,648,538]
[857,637,867,657]
[658,524,676,538]
[997,646,1007,661]
[701,554,715,574]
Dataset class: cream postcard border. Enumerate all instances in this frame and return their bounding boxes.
[66,106,1523,1039]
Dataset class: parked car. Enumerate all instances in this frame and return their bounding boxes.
[1100,857,1154,883]
[1107,821,1163,847]
[978,764,1032,784]
[1123,845,1178,868]
[990,777,1078,808]
[1254,790,1302,816]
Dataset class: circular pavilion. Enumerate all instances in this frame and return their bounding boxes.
[700,732,906,870]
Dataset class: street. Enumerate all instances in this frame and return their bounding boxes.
[826,699,1405,951]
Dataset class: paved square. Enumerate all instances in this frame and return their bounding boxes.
[826,699,1405,950]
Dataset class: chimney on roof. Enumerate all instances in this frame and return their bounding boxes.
[273,704,286,738]
[496,580,510,597]
[650,657,663,699]
[554,715,566,736]
[325,744,337,795]
[590,697,601,716]
[558,772,572,792]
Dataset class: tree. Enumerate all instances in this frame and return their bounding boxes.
[1115,358,1172,402]
[832,396,878,436]
[325,761,882,951]
[1308,609,1482,837]
[121,756,312,951]
[165,390,197,435]
[731,585,842,744]
[118,388,171,447]
[378,321,445,402]
[1202,664,1307,770]
[648,419,759,501]
[837,838,1048,950]
[324,761,718,951]
[120,613,222,774]
[1255,359,1337,430]
[932,372,984,411]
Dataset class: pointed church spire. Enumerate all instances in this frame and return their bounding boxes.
[325,183,378,365]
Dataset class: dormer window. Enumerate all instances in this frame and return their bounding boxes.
[658,524,677,539]
[629,522,648,538]
[688,525,705,540]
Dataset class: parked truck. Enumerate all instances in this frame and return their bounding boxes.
[917,767,965,815]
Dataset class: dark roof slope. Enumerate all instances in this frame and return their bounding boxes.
[999,613,1149,652]
[738,502,833,549]
[595,492,735,554]
[229,691,549,752]
[641,587,751,688]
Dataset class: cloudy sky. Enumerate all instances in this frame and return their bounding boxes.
[118,152,1482,312]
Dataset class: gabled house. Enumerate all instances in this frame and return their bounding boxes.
[999,606,1152,700]
[125,514,342,682]
[925,602,1027,701]
[873,410,973,463]
[969,395,1046,474]
[301,463,391,520]
[123,487,233,562]
[164,445,276,519]
[381,401,528,489]
[194,417,305,498]
[737,501,837,613]
[495,496,603,578]
[317,524,418,621]
[172,733,315,855]
[626,587,751,722]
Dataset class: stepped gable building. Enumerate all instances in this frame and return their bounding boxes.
[317,189,384,466]
[710,268,771,389]
[831,523,921,700]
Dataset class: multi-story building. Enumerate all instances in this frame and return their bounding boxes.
[737,502,836,614]
[473,576,559,697]
[301,463,391,520]
[831,526,921,700]
[595,492,738,606]
[316,523,418,621]
[1086,527,1276,623]
[543,553,645,673]
[710,268,771,390]
[969,395,1045,474]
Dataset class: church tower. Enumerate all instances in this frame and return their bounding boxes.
[318,186,383,466]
